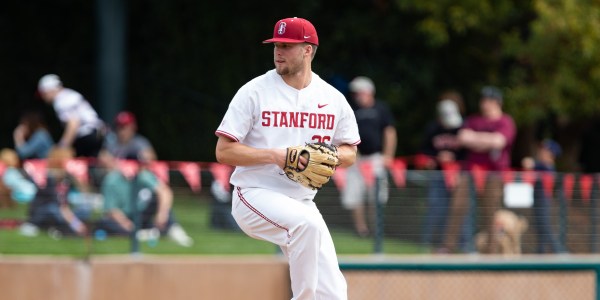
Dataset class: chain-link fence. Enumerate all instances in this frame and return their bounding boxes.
[320,168,600,256]
[2,160,600,256]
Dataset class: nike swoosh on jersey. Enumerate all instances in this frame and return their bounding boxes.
[318,104,328,108]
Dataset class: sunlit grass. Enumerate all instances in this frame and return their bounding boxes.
[0,195,427,256]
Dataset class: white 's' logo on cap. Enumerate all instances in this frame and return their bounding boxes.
[278,22,287,35]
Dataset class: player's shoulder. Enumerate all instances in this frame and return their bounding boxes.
[231,70,276,101]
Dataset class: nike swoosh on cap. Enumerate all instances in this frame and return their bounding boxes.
[304,36,311,39]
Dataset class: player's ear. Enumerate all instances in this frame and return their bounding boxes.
[304,43,313,56]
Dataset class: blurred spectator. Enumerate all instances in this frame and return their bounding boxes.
[0,148,37,208]
[98,111,156,168]
[341,76,397,237]
[95,111,193,247]
[418,91,472,250]
[94,111,155,187]
[13,111,54,160]
[19,147,89,237]
[96,168,194,247]
[37,74,105,157]
[441,86,516,254]
[522,139,564,253]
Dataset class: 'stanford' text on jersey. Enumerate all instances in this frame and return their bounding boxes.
[261,111,335,129]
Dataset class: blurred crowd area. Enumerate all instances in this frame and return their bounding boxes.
[0,160,598,256]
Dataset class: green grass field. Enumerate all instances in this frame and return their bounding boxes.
[0,195,427,257]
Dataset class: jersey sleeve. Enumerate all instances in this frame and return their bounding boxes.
[332,96,361,146]
[215,85,255,142]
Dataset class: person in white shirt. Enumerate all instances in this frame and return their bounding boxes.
[38,74,105,157]
[215,17,360,300]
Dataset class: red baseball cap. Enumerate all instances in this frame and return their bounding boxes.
[115,111,136,127]
[263,17,319,46]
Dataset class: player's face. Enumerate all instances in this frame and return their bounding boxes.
[273,42,309,75]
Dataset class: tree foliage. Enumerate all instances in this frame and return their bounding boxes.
[502,0,600,122]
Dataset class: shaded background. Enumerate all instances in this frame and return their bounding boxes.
[2,0,599,170]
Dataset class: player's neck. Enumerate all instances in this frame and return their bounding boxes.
[281,67,312,90]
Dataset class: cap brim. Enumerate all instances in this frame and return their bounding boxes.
[263,38,308,44]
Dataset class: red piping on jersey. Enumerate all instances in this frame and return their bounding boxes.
[236,187,291,240]
[215,130,240,142]
[350,139,361,146]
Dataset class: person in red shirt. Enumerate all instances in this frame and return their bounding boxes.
[441,86,516,254]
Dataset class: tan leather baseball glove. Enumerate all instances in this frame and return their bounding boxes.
[284,142,339,190]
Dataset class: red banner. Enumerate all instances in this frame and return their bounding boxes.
[471,165,488,194]
[441,161,461,189]
[117,160,139,179]
[332,167,347,190]
[413,154,432,169]
[209,163,233,192]
[389,159,407,188]
[580,175,593,203]
[541,172,555,199]
[177,162,201,192]
[359,161,375,188]
[0,162,6,178]
[23,159,47,188]
[14,158,600,199]
[563,174,575,201]
[65,159,89,185]
[149,161,170,183]
[521,170,537,185]
[502,170,514,184]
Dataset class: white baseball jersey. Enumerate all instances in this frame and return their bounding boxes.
[53,88,103,137]
[216,69,361,200]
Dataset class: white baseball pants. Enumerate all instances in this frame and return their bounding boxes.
[232,187,347,300]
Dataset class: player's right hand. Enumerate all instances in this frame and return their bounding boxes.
[273,148,287,169]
